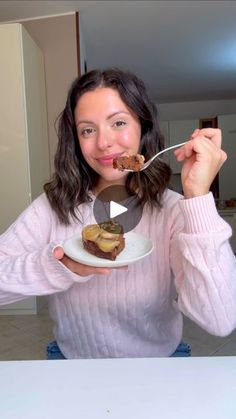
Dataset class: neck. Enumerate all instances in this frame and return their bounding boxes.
[93,177,127,196]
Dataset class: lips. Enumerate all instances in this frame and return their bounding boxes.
[96,153,123,167]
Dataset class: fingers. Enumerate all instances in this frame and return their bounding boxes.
[175,138,227,168]
[174,137,209,161]
[53,246,124,276]
[195,127,222,148]
[174,128,224,162]
[173,127,227,198]
[61,255,112,276]
[53,244,129,278]
[175,128,222,147]
[83,265,112,276]
[190,128,200,139]
[53,246,65,260]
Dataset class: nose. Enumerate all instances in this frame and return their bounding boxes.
[96,127,113,150]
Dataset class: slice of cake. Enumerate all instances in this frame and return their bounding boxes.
[82,220,125,261]
[113,154,145,172]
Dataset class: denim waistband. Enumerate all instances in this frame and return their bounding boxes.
[46,340,191,360]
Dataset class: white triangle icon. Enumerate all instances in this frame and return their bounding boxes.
[110,201,128,218]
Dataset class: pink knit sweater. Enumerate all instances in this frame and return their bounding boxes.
[0,190,236,358]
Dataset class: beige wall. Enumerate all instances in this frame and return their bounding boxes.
[22,13,79,174]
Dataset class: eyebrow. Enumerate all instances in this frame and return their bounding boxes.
[76,111,130,126]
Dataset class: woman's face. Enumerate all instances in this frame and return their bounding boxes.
[75,87,141,190]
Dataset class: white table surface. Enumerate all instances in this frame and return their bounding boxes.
[0,356,236,419]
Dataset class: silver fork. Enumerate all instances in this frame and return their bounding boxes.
[124,141,188,172]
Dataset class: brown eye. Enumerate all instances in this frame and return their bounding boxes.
[114,120,126,128]
[80,127,95,137]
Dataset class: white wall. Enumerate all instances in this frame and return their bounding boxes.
[158,98,236,121]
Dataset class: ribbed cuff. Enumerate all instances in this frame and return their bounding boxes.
[50,243,92,284]
[178,192,225,234]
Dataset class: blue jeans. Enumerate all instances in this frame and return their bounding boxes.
[46,341,191,360]
[46,341,66,360]
[170,341,191,357]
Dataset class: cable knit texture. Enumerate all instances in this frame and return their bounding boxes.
[0,190,236,358]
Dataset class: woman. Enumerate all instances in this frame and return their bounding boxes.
[0,68,236,359]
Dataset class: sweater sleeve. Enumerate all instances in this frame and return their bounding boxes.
[170,192,236,337]
[0,197,89,305]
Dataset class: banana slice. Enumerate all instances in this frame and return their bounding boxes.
[96,238,120,252]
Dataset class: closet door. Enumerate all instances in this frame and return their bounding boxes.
[0,23,31,234]
[0,23,49,314]
[169,120,199,173]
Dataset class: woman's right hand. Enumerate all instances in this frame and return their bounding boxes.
[53,246,112,276]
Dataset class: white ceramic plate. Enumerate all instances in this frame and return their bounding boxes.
[63,231,154,268]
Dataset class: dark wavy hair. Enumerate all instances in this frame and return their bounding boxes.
[44,68,171,224]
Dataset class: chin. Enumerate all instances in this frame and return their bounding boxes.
[106,174,127,183]
[100,169,127,184]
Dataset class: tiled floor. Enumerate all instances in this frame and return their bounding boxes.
[0,303,54,361]
[0,303,236,360]
[183,316,236,357]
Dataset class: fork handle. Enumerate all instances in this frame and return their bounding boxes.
[157,141,188,157]
[147,141,187,165]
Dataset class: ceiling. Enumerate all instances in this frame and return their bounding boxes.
[0,0,236,103]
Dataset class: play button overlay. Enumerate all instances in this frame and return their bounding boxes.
[110,201,127,218]
[93,185,143,233]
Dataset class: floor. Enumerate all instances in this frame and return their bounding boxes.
[0,303,236,360]
[0,303,54,361]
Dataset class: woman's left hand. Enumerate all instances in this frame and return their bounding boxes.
[174,128,227,198]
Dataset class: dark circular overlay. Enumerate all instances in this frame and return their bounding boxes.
[93,185,143,233]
